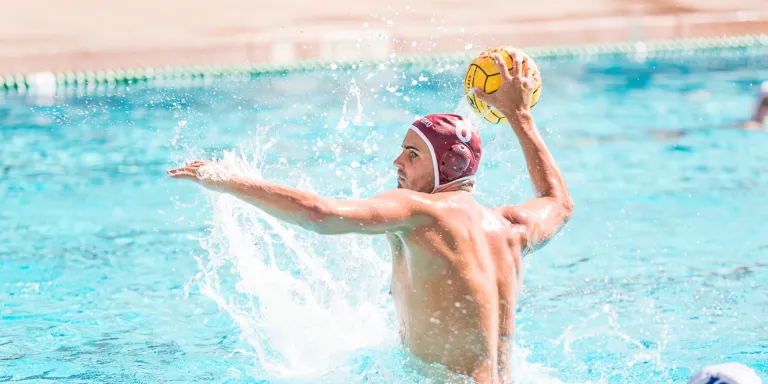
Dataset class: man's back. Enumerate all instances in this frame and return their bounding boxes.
[389,192,524,383]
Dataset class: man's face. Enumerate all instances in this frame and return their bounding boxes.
[392,129,435,193]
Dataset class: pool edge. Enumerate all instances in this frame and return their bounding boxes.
[1,33,766,93]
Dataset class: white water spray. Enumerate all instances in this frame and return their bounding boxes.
[189,139,395,380]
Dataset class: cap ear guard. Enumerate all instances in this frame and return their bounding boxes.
[439,143,472,180]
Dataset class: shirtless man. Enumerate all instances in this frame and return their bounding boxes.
[168,49,574,383]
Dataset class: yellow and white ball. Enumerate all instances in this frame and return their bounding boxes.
[463,47,542,124]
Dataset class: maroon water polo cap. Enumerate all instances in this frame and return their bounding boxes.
[409,113,482,192]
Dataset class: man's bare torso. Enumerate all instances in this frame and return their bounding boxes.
[387,191,525,384]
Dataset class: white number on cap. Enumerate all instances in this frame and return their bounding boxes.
[456,122,471,143]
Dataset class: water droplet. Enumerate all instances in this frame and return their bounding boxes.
[387,20,393,27]
[454,302,461,307]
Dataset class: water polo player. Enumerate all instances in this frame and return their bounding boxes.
[168,49,574,383]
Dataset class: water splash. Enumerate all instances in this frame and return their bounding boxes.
[553,302,668,383]
[337,79,364,131]
[184,132,390,380]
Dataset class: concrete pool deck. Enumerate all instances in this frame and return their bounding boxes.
[0,0,766,75]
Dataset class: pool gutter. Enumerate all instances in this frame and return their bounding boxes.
[1,34,766,94]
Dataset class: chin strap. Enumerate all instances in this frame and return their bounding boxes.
[431,176,475,193]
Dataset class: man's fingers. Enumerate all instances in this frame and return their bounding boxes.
[188,160,206,168]
[508,50,523,79]
[523,59,533,77]
[167,168,196,179]
[524,63,536,86]
[471,87,495,104]
[491,53,512,82]
[167,168,186,177]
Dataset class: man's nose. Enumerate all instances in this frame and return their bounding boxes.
[393,153,404,168]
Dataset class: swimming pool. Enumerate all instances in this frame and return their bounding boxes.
[2,44,767,383]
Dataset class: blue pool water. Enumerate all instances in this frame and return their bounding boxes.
[2,48,768,383]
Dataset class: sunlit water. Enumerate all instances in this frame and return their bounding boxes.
[2,49,768,383]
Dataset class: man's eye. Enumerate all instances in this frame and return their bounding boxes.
[409,151,418,158]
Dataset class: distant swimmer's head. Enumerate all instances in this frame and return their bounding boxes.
[754,81,768,123]
[687,362,762,384]
[393,113,482,193]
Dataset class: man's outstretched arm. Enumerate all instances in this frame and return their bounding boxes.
[474,49,574,254]
[168,161,432,235]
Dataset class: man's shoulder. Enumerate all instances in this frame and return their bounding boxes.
[373,188,433,204]
[369,189,441,219]
[425,193,498,221]
[372,190,498,219]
